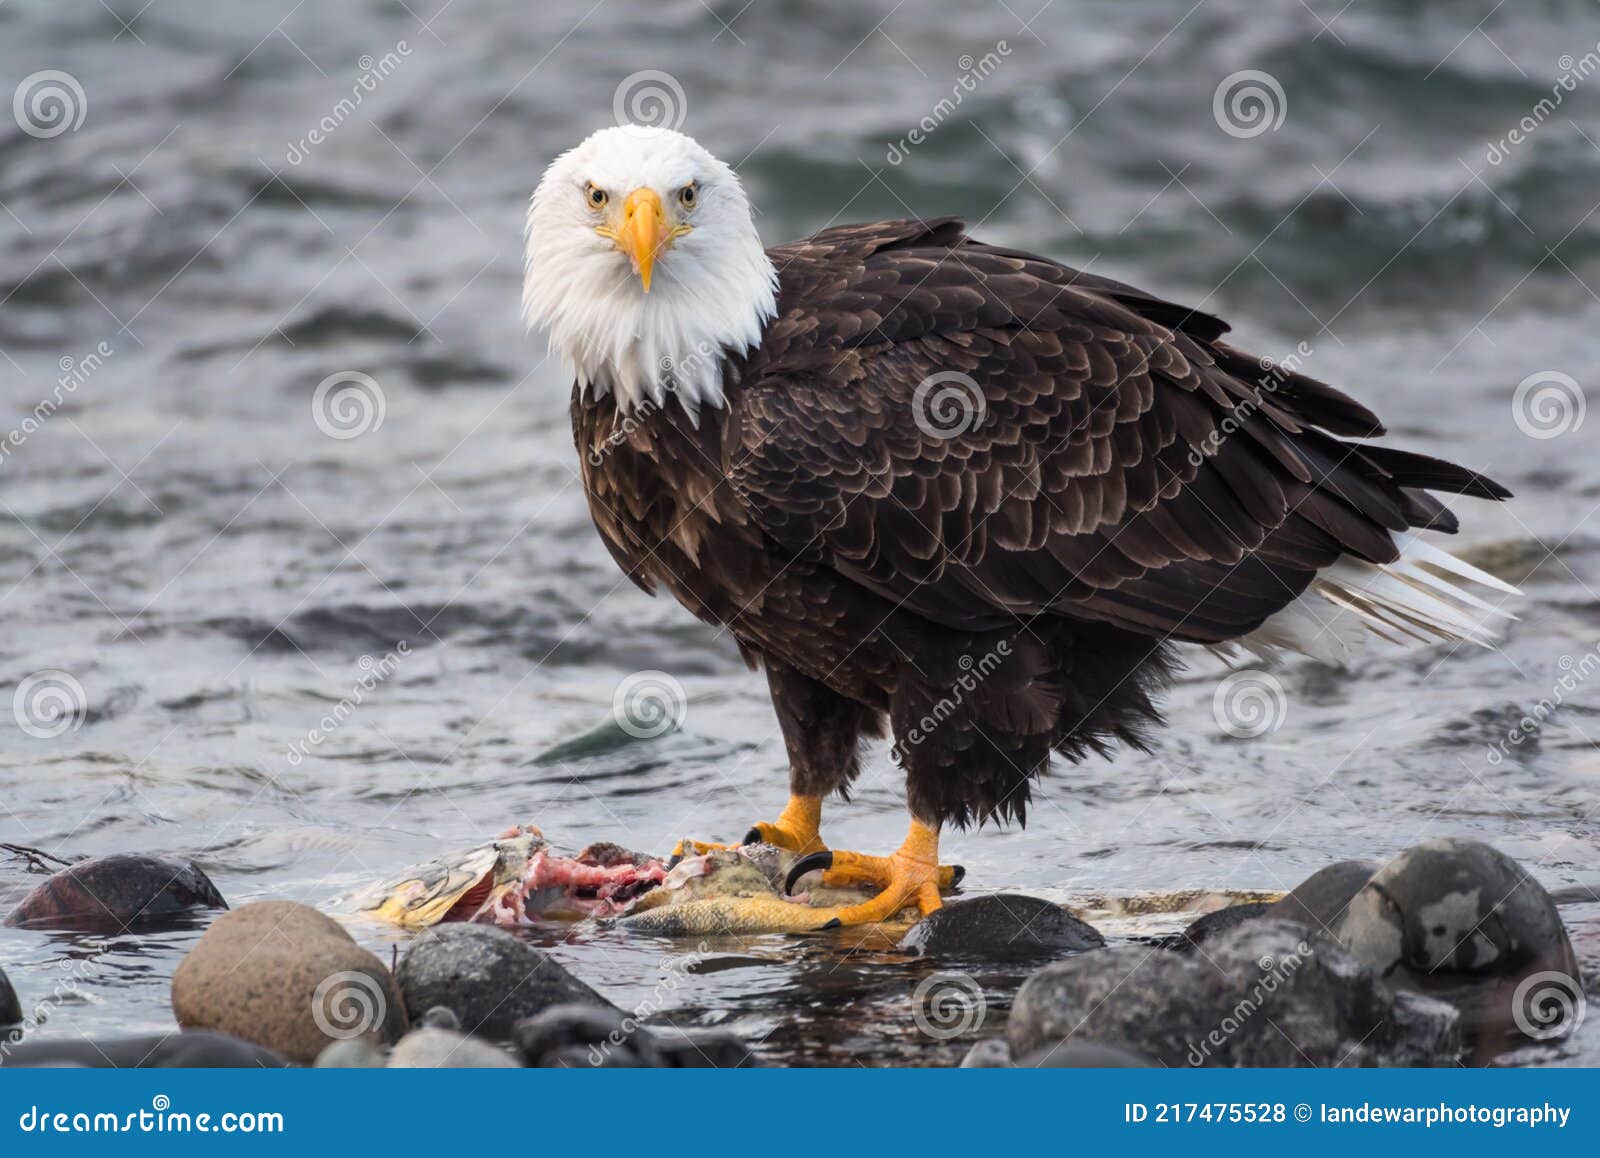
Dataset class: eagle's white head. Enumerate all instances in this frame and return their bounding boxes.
[522,126,777,420]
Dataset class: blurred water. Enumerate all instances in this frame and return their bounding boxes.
[1,0,1597,1065]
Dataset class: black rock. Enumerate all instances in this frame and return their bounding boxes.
[0,966,19,1027]
[513,1004,665,1068]
[4,854,227,932]
[0,1031,287,1068]
[397,924,612,1042]
[648,1025,756,1068]
[1267,860,1379,935]
[1008,918,1460,1067]
[1335,839,1582,1048]
[1015,1041,1156,1067]
[898,895,1105,958]
[1168,902,1271,951]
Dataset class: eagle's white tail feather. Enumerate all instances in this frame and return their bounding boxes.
[1229,531,1520,665]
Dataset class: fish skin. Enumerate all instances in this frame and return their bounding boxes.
[351,828,545,929]
[349,830,950,934]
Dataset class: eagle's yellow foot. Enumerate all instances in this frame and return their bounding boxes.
[786,820,962,928]
[741,793,826,854]
[669,794,827,861]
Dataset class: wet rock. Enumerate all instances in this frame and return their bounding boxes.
[1,1031,287,1068]
[388,1026,521,1068]
[1015,1041,1156,1067]
[1,966,19,1026]
[1335,839,1582,1046]
[898,895,1105,958]
[5,854,227,932]
[418,1005,460,1031]
[171,900,408,1063]
[513,1004,665,1068]
[1169,902,1271,951]
[959,1038,1013,1067]
[397,924,611,1041]
[1009,919,1460,1067]
[648,1025,755,1068]
[1337,840,1573,977]
[1267,860,1379,934]
[314,1039,388,1068]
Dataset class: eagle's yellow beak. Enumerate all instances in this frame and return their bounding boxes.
[616,187,670,293]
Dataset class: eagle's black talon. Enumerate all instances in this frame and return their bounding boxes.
[741,827,763,846]
[785,850,834,895]
[818,917,842,930]
[950,865,966,887]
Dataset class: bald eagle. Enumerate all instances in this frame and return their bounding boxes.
[522,126,1516,927]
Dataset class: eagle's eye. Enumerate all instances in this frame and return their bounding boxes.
[585,183,608,211]
[678,182,697,209]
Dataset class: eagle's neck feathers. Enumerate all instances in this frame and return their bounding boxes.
[524,214,777,422]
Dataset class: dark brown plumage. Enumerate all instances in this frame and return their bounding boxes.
[573,217,1510,829]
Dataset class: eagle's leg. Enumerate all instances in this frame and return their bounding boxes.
[743,792,826,854]
[671,664,865,859]
[668,794,822,859]
[789,817,960,928]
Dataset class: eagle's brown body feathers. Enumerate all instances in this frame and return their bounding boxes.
[573,218,1508,828]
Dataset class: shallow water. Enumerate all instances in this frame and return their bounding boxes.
[1,0,1598,1066]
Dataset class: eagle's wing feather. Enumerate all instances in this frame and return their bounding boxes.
[727,219,1510,652]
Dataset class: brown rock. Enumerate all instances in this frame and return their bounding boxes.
[171,901,407,1063]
